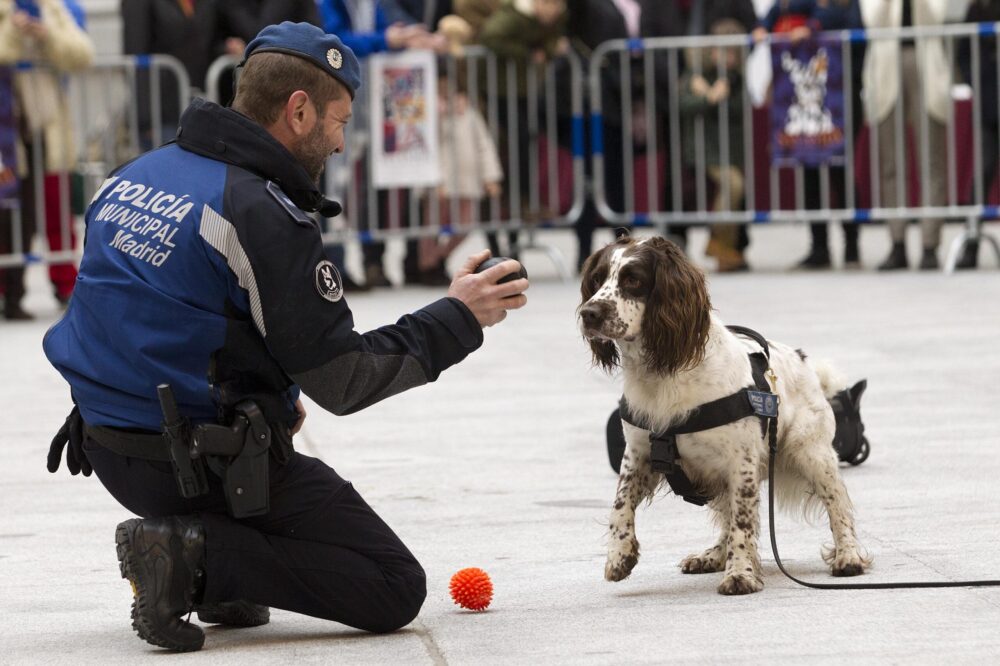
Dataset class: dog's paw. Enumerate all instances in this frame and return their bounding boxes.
[604,539,639,582]
[825,544,871,577]
[717,573,763,595]
[680,550,724,574]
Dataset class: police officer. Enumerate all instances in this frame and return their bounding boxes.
[43,22,528,653]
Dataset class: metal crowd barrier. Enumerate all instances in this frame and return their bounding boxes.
[0,55,189,270]
[205,46,585,277]
[589,23,1000,272]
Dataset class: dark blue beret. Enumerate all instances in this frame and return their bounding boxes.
[243,22,361,99]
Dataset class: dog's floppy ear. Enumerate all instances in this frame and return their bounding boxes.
[579,245,620,372]
[640,236,712,375]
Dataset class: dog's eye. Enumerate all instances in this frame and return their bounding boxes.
[590,274,605,291]
[621,277,641,291]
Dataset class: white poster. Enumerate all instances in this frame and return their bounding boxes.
[369,50,440,189]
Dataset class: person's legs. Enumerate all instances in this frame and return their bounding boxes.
[876,105,908,269]
[3,160,38,318]
[917,115,947,269]
[798,168,831,268]
[84,441,426,636]
[44,172,77,304]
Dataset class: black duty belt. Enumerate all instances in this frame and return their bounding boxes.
[619,325,779,506]
[84,424,172,461]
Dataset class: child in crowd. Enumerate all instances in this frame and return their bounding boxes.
[680,19,748,272]
[418,65,504,286]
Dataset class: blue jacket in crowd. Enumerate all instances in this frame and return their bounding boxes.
[319,0,394,58]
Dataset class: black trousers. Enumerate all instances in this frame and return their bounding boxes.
[83,438,426,633]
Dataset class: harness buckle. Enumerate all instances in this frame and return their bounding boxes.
[648,432,680,475]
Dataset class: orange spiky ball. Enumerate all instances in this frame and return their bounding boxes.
[449,567,493,611]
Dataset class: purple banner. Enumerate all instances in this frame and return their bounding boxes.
[0,67,18,201]
[770,38,845,167]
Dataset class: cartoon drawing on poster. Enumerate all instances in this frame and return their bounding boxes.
[771,38,845,167]
[370,50,440,188]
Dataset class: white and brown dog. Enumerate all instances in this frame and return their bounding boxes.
[578,235,870,595]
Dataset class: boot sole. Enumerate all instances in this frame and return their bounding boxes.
[115,519,205,652]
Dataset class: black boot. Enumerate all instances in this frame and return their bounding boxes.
[955,239,979,270]
[877,242,908,271]
[918,247,939,271]
[115,516,207,652]
[795,246,832,270]
[196,600,270,627]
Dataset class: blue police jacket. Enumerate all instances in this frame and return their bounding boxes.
[44,98,484,431]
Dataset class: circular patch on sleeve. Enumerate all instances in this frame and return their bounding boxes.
[315,260,344,302]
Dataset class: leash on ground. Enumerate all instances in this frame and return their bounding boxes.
[766,425,1000,590]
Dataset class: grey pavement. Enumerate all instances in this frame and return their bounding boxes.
[2,223,1000,664]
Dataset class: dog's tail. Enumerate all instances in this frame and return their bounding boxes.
[810,358,847,400]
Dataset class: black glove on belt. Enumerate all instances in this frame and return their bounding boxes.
[48,406,92,477]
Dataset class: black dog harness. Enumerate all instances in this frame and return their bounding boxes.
[619,325,779,506]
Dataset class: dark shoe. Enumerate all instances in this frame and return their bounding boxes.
[3,303,34,320]
[116,517,207,652]
[843,243,861,269]
[364,264,393,288]
[196,600,270,627]
[415,263,451,287]
[918,247,939,271]
[955,240,979,270]
[877,242,908,271]
[795,247,832,270]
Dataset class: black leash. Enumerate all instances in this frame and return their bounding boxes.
[766,430,1000,589]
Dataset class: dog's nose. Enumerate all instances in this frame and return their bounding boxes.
[579,303,603,329]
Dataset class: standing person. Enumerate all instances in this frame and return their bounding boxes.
[684,0,759,272]
[755,0,865,270]
[957,0,1000,270]
[419,63,504,285]
[860,0,950,270]
[562,0,686,270]
[122,0,230,144]
[0,0,94,319]
[43,22,528,653]
[319,0,443,288]
[680,18,749,272]
[479,0,569,261]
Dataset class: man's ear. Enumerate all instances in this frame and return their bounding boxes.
[284,90,315,137]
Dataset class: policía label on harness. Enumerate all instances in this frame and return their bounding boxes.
[747,390,778,418]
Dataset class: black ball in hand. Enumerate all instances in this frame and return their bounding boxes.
[474,256,528,284]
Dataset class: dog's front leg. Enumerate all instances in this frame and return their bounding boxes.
[605,424,658,582]
[717,446,764,595]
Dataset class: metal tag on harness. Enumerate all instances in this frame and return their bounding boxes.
[747,390,778,418]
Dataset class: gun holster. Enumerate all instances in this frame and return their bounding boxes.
[190,401,272,518]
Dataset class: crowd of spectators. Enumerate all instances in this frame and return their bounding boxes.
[0,0,995,320]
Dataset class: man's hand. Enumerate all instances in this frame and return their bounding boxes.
[387,23,435,50]
[448,250,528,327]
[707,78,730,104]
[789,25,812,43]
[226,37,247,57]
[690,74,710,97]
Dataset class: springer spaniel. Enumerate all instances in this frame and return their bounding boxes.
[578,235,870,595]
